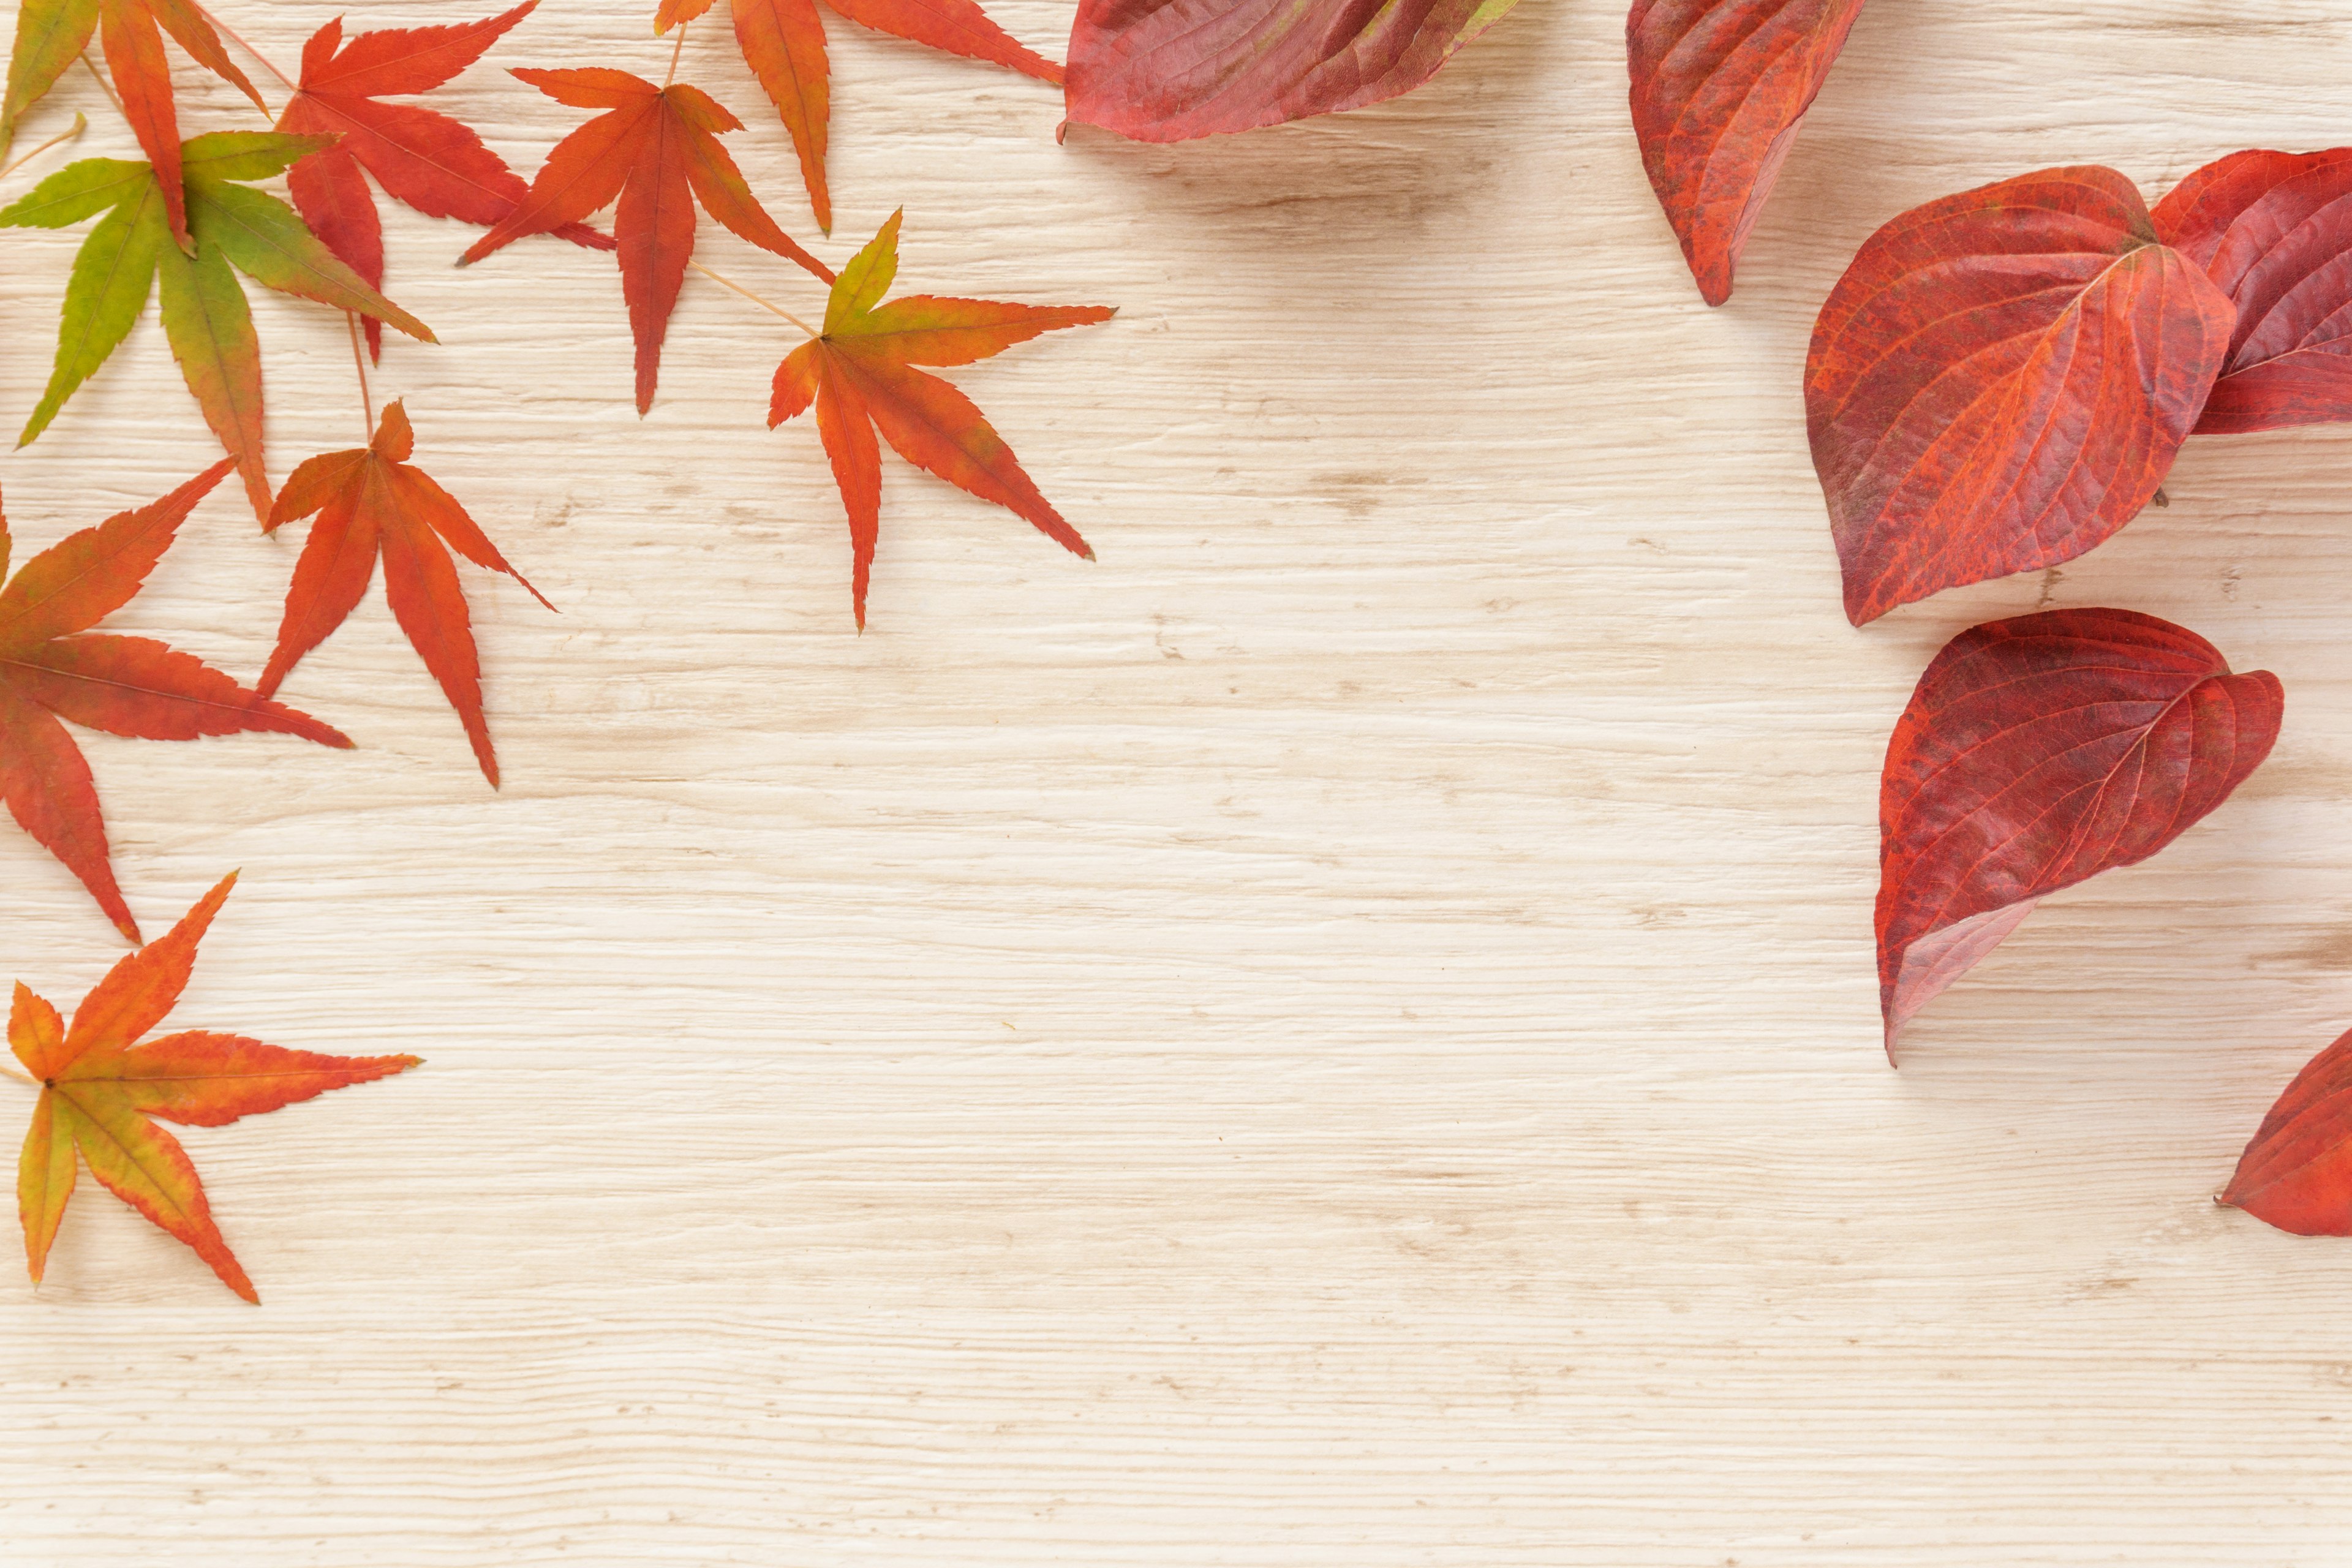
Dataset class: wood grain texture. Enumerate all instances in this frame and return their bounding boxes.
[2,2,2352,1562]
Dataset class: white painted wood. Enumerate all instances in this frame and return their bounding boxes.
[2,1,2351,1561]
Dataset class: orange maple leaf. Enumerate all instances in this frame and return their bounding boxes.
[13,873,419,1302]
[769,210,1112,626]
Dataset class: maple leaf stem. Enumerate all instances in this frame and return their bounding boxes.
[687,258,818,338]
[346,312,375,438]
[192,4,294,96]
[0,114,86,184]
[666,21,688,88]
[0,1060,36,1089]
[74,52,124,121]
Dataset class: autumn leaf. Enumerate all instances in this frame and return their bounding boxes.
[768,210,1111,626]
[1061,0,1517,142]
[653,0,1061,233]
[2152,147,2352,435]
[277,1,616,362]
[0,0,266,251]
[2223,1025,2352,1235]
[262,401,552,787]
[459,66,830,413]
[1877,609,2279,1059]
[0,132,437,521]
[12,872,418,1301]
[1807,167,2235,625]
[1628,0,1867,306]
[0,461,351,943]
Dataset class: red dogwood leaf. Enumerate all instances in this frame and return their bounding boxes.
[2223,1025,2352,1235]
[461,66,831,413]
[1062,0,1520,143]
[2153,148,2352,435]
[262,401,552,786]
[1627,0,1867,306]
[0,0,265,250]
[0,462,350,941]
[769,210,1111,626]
[277,1,612,361]
[1877,608,2279,1058]
[14,872,419,1300]
[654,0,1059,233]
[1807,167,2236,625]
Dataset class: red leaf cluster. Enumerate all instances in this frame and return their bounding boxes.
[1809,152,2352,625]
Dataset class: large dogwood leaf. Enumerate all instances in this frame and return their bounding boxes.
[13,873,418,1300]
[1062,0,1519,143]
[1627,0,1866,306]
[2154,148,2352,435]
[2223,1024,2352,1235]
[1807,167,2235,625]
[1877,609,2279,1058]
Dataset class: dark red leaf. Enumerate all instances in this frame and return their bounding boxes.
[1627,0,1866,306]
[2152,148,2352,435]
[1062,0,1518,143]
[1807,167,2236,624]
[2224,1025,2352,1235]
[1876,608,2280,1058]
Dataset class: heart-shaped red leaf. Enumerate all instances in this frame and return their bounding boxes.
[1877,608,2280,1058]
[1807,167,2236,625]
[1627,0,1866,306]
[2224,1025,2352,1234]
[2153,148,2352,435]
[1061,0,1517,143]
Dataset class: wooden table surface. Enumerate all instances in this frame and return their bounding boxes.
[5,1,2352,1561]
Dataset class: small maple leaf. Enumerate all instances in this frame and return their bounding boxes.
[651,0,1061,233]
[0,132,437,522]
[13,872,419,1302]
[459,66,831,414]
[277,1,616,363]
[0,460,352,943]
[0,0,267,251]
[769,210,1112,627]
[260,401,552,787]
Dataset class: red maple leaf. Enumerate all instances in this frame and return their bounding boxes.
[459,66,831,413]
[261,401,552,787]
[769,210,1112,626]
[13,872,418,1301]
[277,1,615,361]
[652,0,1061,232]
[0,459,349,942]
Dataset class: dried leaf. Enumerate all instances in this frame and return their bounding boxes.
[1807,167,2235,624]
[1877,609,2279,1058]
[768,211,1111,625]
[277,2,614,361]
[2152,147,2352,435]
[1627,0,1866,305]
[13,873,418,1300]
[263,402,552,786]
[0,462,350,941]
[0,133,436,519]
[461,67,828,413]
[1062,0,1517,142]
